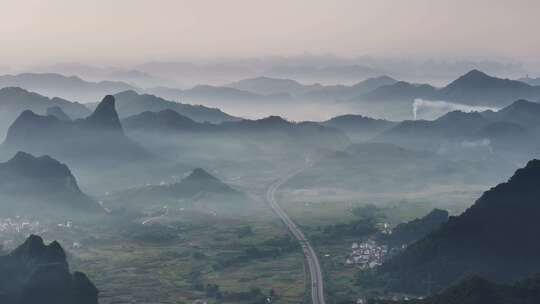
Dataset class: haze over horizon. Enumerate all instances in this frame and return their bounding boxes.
[5,2,540,304]
[2,0,540,69]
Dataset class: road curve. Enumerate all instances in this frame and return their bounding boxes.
[266,171,326,304]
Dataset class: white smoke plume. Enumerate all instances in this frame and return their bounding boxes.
[413,99,498,120]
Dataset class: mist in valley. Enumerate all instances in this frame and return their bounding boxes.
[3,1,540,304]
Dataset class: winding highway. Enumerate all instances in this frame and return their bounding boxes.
[266,170,326,304]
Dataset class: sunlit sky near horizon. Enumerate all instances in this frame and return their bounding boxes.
[1,0,539,66]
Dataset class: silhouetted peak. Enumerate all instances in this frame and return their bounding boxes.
[506,159,540,186]
[17,109,41,120]
[353,75,397,87]
[331,114,368,120]
[10,151,37,163]
[326,114,375,124]
[93,95,116,114]
[256,115,290,125]
[186,168,218,181]
[2,152,79,188]
[10,235,66,266]
[2,236,99,303]
[461,69,490,81]
[393,81,412,87]
[7,152,60,169]
[442,70,497,90]
[12,234,47,257]
[85,95,123,131]
[7,151,62,167]
[511,99,536,106]
[374,75,397,82]
[43,240,67,263]
[425,208,449,220]
[503,99,540,112]
[0,86,31,95]
[122,109,200,133]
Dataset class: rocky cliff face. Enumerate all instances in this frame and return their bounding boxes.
[0,235,98,304]
[2,95,151,166]
[0,151,100,213]
[377,159,540,293]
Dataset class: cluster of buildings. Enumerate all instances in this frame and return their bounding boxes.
[0,217,43,234]
[345,239,388,269]
[0,217,46,250]
[376,222,392,235]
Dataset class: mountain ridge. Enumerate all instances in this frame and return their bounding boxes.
[0,235,98,304]
[376,159,540,293]
[0,151,100,214]
[2,95,151,166]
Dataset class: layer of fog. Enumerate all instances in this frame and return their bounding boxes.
[194,100,360,121]
[413,99,499,121]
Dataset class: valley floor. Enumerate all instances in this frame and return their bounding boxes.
[70,213,306,304]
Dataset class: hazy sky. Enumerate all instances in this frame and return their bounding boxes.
[2,0,539,66]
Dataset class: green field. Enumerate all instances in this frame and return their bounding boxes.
[66,211,306,304]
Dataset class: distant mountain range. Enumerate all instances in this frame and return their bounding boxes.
[224,70,540,121]
[228,76,316,96]
[227,75,397,102]
[0,235,98,304]
[437,70,540,106]
[122,109,206,133]
[360,81,437,103]
[0,83,237,135]
[129,57,526,87]
[112,90,238,123]
[375,111,491,151]
[122,109,350,159]
[33,62,169,87]
[3,69,540,125]
[2,95,151,167]
[265,64,383,83]
[374,99,540,162]
[376,159,540,293]
[124,109,347,139]
[3,70,538,120]
[0,87,90,138]
[0,73,136,103]
[321,114,397,141]
[0,73,240,123]
[184,84,291,104]
[353,70,540,108]
[284,143,506,200]
[145,84,294,112]
[0,151,99,215]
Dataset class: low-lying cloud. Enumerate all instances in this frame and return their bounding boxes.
[413,99,498,120]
